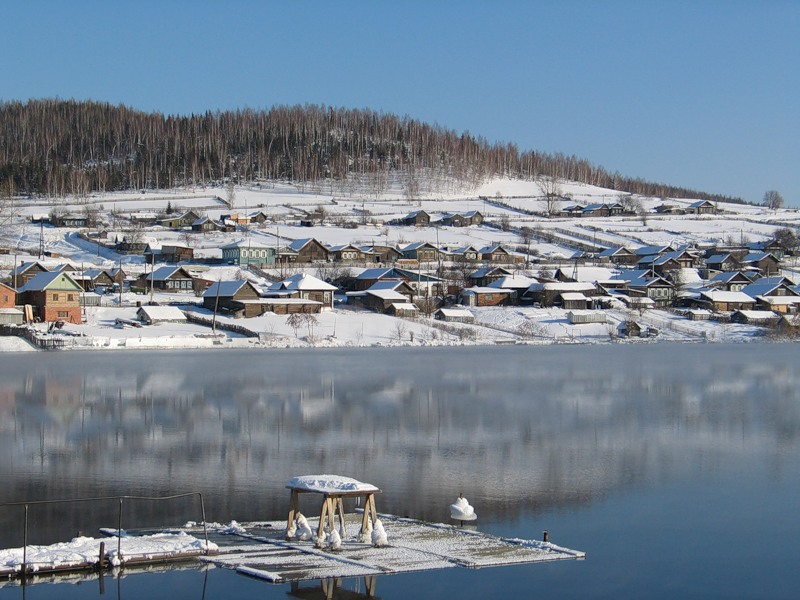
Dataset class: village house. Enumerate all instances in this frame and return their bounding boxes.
[730,310,780,327]
[597,247,638,266]
[17,271,83,323]
[136,305,188,325]
[468,266,513,288]
[401,242,440,263]
[738,252,781,277]
[279,238,330,264]
[434,307,475,323]
[524,282,597,307]
[136,266,197,292]
[487,275,539,304]
[654,203,686,215]
[191,216,225,233]
[437,211,484,227]
[160,244,194,263]
[347,281,415,313]
[326,244,365,262]
[265,273,337,311]
[51,214,89,228]
[617,270,675,307]
[159,210,201,229]
[581,202,625,218]
[479,244,517,263]
[699,290,757,312]
[358,244,403,264]
[708,271,754,292]
[8,262,49,287]
[203,280,266,318]
[79,268,116,292]
[449,245,482,262]
[394,210,431,227]
[687,200,716,215]
[459,286,513,307]
[221,240,277,266]
[704,253,741,275]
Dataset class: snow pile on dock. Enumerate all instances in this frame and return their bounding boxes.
[0,532,217,574]
[287,475,380,493]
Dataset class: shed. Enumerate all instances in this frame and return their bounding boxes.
[435,307,475,323]
[567,310,607,325]
[386,303,419,317]
[136,305,188,325]
[0,308,24,325]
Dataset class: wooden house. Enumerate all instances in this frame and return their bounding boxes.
[221,240,277,266]
[192,216,224,233]
[327,244,365,262]
[80,268,115,291]
[704,254,741,274]
[597,247,638,266]
[401,242,440,262]
[280,238,330,264]
[739,252,780,276]
[348,280,415,313]
[435,307,475,323]
[395,210,431,227]
[617,270,675,307]
[708,271,754,292]
[136,305,187,325]
[159,210,201,229]
[203,280,265,318]
[459,286,513,307]
[468,266,513,288]
[51,214,89,228]
[265,273,336,310]
[699,290,756,312]
[136,266,197,292]
[479,244,516,263]
[18,271,83,323]
[687,200,716,215]
[437,211,484,227]
[386,302,419,317]
[358,244,403,264]
[524,282,597,307]
[730,310,780,327]
[161,244,194,263]
[9,262,49,287]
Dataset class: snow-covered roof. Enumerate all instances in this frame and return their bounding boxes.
[437,308,474,318]
[203,280,254,298]
[366,289,407,301]
[528,282,596,292]
[271,273,337,291]
[19,271,82,292]
[560,292,588,301]
[136,306,187,322]
[286,475,380,493]
[700,290,756,303]
[487,275,537,289]
[734,310,779,320]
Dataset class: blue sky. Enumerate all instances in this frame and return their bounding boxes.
[2,1,798,205]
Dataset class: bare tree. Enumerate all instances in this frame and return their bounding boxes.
[539,177,562,217]
[763,190,784,211]
[774,227,798,254]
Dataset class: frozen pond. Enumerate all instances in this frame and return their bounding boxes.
[0,344,799,598]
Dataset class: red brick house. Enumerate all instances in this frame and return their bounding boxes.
[0,282,16,308]
[18,271,83,323]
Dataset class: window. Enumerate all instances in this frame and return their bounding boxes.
[52,293,59,301]
[58,311,69,318]
[67,294,74,302]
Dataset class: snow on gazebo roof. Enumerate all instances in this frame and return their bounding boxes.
[287,475,380,494]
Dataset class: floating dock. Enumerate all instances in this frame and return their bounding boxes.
[200,513,584,583]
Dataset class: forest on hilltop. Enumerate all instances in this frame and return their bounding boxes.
[0,99,743,203]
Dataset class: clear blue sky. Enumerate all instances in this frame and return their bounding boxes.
[2,0,798,206]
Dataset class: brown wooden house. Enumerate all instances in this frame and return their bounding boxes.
[203,280,265,318]
[0,282,16,309]
[281,238,330,263]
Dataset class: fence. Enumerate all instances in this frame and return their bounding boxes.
[0,492,209,581]
[0,324,71,349]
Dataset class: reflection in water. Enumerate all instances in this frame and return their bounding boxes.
[0,344,797,547]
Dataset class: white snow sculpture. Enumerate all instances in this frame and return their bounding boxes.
[450,494,477,521]
[371,519,388,547]
[295,513,313,541]
[327,529,342,550]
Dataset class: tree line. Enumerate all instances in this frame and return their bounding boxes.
[0,98,744,204]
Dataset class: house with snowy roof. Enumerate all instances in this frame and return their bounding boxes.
[468,266,513,287]
[708,271,754,292]
[435,307,475,323]
[616,269,675,307]
[17,271,83,323]
[478,244,517,263]
[449,245,482,262]
[279,238,330,264]
[136,305,187,325]
[523,281,597,307]
[459,286,513,307]
[393,210,431,227]
[8,261,49,287]
[699,290,756,312]
[487,275,538,304]
[597,247,638,266]
[136,266,197,292]
[704,253,741,275]
[437,211,484,227]
[202,280,265,317]
[687,200,716,215]
[347,280,415,313]
[159,210,201,229]
[191,216,225,233]
[326,244,365,262]
[265,273,337,311]
[739,252,781,276]
[401,242,440,262]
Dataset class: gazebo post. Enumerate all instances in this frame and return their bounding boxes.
[335,497,347,537]
[286,489,299,540]
[316,496,329,545]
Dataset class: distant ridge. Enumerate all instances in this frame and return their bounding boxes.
[0,98,744,204]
